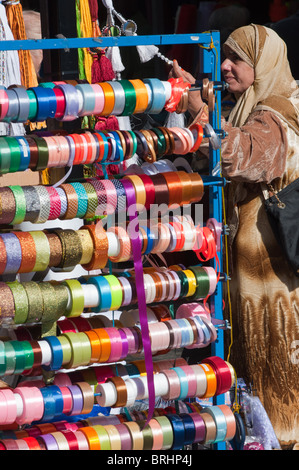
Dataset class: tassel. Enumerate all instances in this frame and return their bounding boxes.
[88,0,99,23]
[91,49,115,83]
[96,164,120,177]
[91,51,102,82]
[94,115,119,131]
[136,43,159,63]
[124,30,159,63]
[100,2,124,77]
[106,45,125,77]
[88,0,115,83]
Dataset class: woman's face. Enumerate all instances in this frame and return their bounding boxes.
[221,47,255,94]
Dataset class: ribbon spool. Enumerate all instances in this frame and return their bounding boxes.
[0,403,237,447]
[201,78,215,113]
[0,128,206,177]
[0,312,219,375]
[0,260,219,326]
[0,78,188,123]
[204,122,221,150]
[206,217,222,252]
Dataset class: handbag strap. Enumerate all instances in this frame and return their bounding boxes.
[260,182,286,208]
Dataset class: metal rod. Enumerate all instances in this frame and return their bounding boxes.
[201,175,226,187]
[0,33,218,52]
[203,129,227,139]
[190,81,228,92]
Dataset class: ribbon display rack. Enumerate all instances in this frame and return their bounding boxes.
[0,29,231,451]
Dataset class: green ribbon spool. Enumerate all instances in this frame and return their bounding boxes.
[7,281,29,325]
[50,281,73,319]
[151,127,166,156]
[27,135,49,171]
[39,282,60,323]
[53,283,69,318]
[189,265,210,299]
[153,416,173,450]
[4,137,21,173]
[104,275,123,311]
[175,270,190,298]
[53,228,83,269]
[57,335,72,366]
[9,185,27,225]
[76,332,92,366]
[63,279,85,318]
[137,421,154,450]
[4,341,16,375]
[29,231,50,272]
[20,340,34,370]
[9,341,26,374]
[127,130,138,156]
[0,340,6,375]
[93,425,111,450]
[26,89,38,121]
[119,80,137,116]
[62,332,91,369]
[22,281,44,323]
[0,138,12,175]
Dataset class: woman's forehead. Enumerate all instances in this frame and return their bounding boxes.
[222,44,244,63]
[222,44,236,57]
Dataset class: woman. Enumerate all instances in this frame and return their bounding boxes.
[172,24,299,447]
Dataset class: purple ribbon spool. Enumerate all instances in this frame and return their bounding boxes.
[39,433,60,450]
[0,233,22,273]
[67,385,83,416]
[55,84,80,121]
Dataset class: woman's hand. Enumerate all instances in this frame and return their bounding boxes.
[169,60,205,117]
[169,59,196,84]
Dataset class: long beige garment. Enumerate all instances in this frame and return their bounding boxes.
[222,109,299,446]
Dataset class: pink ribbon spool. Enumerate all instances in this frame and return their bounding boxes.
[176,302,211,321]
[206,218,222,251]
[0,89,9,120]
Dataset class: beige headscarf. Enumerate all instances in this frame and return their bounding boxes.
[224,24,299,135]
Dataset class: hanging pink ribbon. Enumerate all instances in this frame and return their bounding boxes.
[121,178,155,426]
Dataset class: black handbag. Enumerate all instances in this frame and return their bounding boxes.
[263,177,299,276]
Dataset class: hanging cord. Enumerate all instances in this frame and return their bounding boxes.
[231,366,241,414]
[222,181,234,363]
[76,0,93,83]
[217,93,234,364]
[198,32,219,82]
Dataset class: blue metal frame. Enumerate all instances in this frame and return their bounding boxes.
[0,31,226,449]
[199,31,227,450]
[0,33,215,51]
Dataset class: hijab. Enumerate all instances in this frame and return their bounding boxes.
[223,24,299,135]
